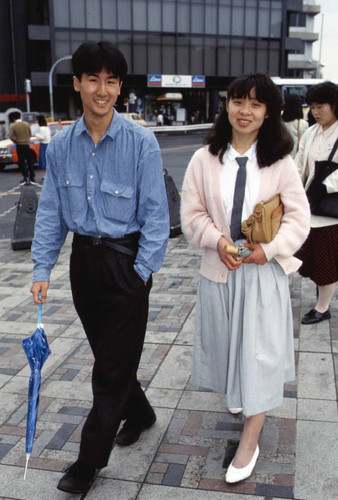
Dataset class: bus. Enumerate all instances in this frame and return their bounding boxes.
[271,77,338,105]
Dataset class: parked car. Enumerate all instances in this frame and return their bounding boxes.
[0,120,74,171]
[119,112,147,127]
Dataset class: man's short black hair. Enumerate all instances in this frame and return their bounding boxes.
[72,40,128,81]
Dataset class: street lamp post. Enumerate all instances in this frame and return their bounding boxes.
[316,14,324,79]
[49,55,72,120]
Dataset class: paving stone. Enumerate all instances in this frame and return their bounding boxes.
[0,233,337,499]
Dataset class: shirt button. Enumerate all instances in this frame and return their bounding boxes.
[66,180,70,185]
[90,175,94,179]
[115,190,119,194]
[92,152,95,157]
[87,196,91,200]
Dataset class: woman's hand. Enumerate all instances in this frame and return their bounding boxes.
[241,243,267,265]
[217,236,243,271]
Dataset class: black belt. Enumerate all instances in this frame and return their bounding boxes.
[73,233,139,258]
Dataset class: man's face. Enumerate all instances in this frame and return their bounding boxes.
[73,68,122,120]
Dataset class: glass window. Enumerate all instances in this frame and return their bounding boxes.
[205,0,217,35]
[177,37,190,74]
[148,0,161,31]
[268,40,280,75]
[218,0,231,36]
[69,0,85,28]
[258,1,270,37]
[191,36,204,74]
[163,0,176,32]
[270,3,282,37]
[133,0,147,31]
[148,37,162,73]
[162,43,175,74]
[177,0,190,33]
[117,0,131,30]
[244,0,257,36]
[230,39,243,75]
[243,39,256,74]
[102,0,117,30]
[53,0,69,28]
[86,0,101,29]
[232,0,245,36]
[118,35,132,70]
[71,32,87,54]
[204,38,216,75]
[191,0,204,34]
[217,39,230,76]
[256,40,269,72]
[133,38,147,74]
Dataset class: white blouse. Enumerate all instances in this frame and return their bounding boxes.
[220,142,262,224]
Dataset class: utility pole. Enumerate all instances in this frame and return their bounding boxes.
[49,55,72,120]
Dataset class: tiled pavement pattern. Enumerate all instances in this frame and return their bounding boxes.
[0,234,337,500]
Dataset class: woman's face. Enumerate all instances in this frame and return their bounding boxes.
[226,88,268,142]
[309,102,337,130]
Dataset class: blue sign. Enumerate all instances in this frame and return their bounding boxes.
[148,74,162,86]
[192,75,205,87]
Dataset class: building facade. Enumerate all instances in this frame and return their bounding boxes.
[0,0,321,123]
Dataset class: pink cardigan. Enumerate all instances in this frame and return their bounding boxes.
[181,146,311,283]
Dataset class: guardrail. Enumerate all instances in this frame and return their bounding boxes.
[148,123,213,134]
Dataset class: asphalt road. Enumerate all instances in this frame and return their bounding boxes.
[0,131,206,240]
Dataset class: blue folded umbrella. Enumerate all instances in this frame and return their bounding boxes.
[22,300,51,479]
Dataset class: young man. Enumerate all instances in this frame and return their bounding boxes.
[30,41,169,494]
[9,111,35,182]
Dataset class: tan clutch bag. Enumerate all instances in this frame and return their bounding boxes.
[241,194,283,246]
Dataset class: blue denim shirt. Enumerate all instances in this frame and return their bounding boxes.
[31,112,169,282]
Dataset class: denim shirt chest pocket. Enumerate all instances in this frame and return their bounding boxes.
[58,174,87,216]
[100,180,135,223]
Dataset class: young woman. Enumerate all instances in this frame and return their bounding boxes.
[282,94,308,158]
[181,74,310,484]
[35,115,51,169]
[295,81,338,324]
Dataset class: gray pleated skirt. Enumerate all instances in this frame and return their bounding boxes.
[191,259,295,416]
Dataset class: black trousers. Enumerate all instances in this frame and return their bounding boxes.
[70,233,154,468]
[16,145,35,180]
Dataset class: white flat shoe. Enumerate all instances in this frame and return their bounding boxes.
[228,407,243,414]
[225,445,259,484]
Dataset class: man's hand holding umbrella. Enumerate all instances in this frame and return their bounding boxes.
[30,281,49,304]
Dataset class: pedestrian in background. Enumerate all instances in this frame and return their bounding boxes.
[181,73,310,484]
[295,81,338,325]
[30,40,169,494]
[35,115,51,169]
[282,94,308,158]
[9,111,35,182]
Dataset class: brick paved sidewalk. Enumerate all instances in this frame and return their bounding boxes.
[0,235,337,500]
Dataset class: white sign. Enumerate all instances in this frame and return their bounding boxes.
[162,75,194,88]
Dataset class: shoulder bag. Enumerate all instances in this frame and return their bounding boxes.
[241,193,284,246]
[305,137,338,218]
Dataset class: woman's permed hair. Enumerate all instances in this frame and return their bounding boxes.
[72,40,128,82]
[306,81,338,119]
[206,73,293,167]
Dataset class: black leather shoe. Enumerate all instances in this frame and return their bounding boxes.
[301,308,331,325]
[57,460,97,493]
[115,413,157,446]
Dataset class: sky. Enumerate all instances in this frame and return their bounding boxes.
[312,0,338,80]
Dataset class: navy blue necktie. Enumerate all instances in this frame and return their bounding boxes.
[230,156,248,241]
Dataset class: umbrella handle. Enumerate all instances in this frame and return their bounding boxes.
[37,291,42,325]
